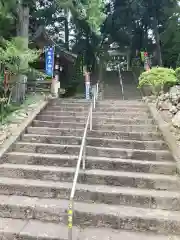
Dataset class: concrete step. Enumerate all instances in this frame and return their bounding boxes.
[50,105,149,113]
[51,99,143,105]
[27,127,162,141]
[21,134,167,150]
[70,228,180,240]
[12,142,173,161]
[49,102,89,107]
[46,106,90,112]
[32,120,157,132]
[93,111,150,117]
[42,110,87,117]
[43,110,151,118]
[50,103,148,111]
[1,195,180,234]
[0,217,79,240]
[50,99,145,107]
[37,114,155,124]
[0,217,178,240]
[5,152,176,175]
[0,164,178,190]
[94,107,149,113]
[33,120,86,130]
[0,177,180,210]
[50,99,90,105]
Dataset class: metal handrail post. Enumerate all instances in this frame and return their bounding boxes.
[82,139,86,170]
[90,103,92,131]
[118,64,124,100]
[96,83,99,100]
[68,200,73,240]
[93,93,96,109]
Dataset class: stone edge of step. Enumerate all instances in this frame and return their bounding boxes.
[5,151,177,167]
[1,195,180,223]
[33,120,156,129]
[0,163,178,182]
[27,126,161,136]
[37,114,155,122]
[147,102,180,173]
[0,217,175,240]
[22,134,165,144]
[14,141,171,154]
[0,176,179,199]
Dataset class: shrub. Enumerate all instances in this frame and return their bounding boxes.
[175,67,180,83]
[138,67,177,95]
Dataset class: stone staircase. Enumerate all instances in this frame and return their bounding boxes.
[121,71,142,100]
[103,70,141,100]
[0,99,180,239]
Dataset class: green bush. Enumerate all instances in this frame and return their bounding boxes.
[138,67,177,95]
[175,67,180,83]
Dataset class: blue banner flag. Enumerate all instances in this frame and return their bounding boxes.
[45,46,55,76]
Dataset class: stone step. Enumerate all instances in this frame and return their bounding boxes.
[50,103,148,110]
[48,99,90,106]
[0,164,178,190]
[50,99,144,105]
[21,134,167,150]
[43,110,151,118]
[0,217,79,240]
[37,114,155,124]
[0,217,178,240]
[93,111,150,117]
[33,120,85,130]
[50,105,149,112]
[0,177,179,210]
[27,127,162,141]
[0,195,180,234]
[12,142,173,161]
[50,99,90,105]
[71,228,180,240]
[49,101,89,106]
[46,106,90,112]
[5,152,176,174]
[95,107,149,112]
[32,120,157,132]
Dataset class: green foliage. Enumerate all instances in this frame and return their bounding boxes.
[0,37,40,76]
[175,67,180,82]
[102,0,179,65]
[138,67,177,95]
[83,0,106,34]
[0,75,17,123]
[160,7,180,67]
[0,0,16,38]
[0,36,40,113]
[55,0,106,34]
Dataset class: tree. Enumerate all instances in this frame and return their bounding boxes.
[102,0,179,67]
[160,6,180,68]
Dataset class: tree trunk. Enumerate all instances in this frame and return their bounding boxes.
[64,9,69,50]
[153,17,163,66]
[12,1,29,103]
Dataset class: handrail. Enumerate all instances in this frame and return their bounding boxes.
[118,64,124,100]
[68,83,98,240]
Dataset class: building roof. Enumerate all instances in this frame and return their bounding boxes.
[32,26,77,62]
